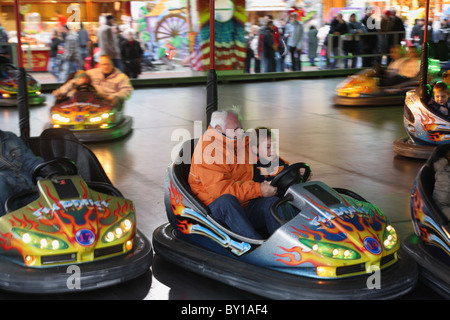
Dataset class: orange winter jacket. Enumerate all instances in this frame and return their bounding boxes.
[188,127,262,206]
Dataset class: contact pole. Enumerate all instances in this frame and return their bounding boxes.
[14,0,30,142]
[419,0,431,99]
[206,0,218,126]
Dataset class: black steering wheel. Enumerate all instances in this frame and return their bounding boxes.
[270,162,311,226]
[76,83,97,93]
[32,157,78,184]
[271,162,311,197]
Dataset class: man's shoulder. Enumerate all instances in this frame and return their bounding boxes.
[86,68,102,77]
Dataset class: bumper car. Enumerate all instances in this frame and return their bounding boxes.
[49,85,132,143]
[333,58,440,107]
[393,86,450,159]
[152,139,417,300]
[402,144,450,298]
[0,63,45,107]
[333,69,419,106]
[0,128,152,294]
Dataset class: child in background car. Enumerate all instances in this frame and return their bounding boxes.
[428,82,450,118]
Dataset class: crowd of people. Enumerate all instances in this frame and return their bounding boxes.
[245,8,450,73]
[48,14,144,83]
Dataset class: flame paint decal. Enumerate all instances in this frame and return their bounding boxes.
[405,91,450,144]
[0,177,136,267]
[273,191,393,274]
[412,184,450,254]
[168,181,251,256]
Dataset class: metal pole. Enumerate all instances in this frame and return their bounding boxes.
[206,0,218,126]
[14,0,30,142]
[419,0,431,100]
[14,0,23,68]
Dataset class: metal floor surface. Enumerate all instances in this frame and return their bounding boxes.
[0,77,444,299]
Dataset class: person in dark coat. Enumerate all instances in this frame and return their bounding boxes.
[360,9,379,67]
[390,8,405,45]
[120,30,143,79]
[262,20,276,73]
[327,13,348,69]
[48,29,63,82]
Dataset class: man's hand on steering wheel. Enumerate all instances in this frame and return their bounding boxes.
[261,181,277,197]
[270,162,311,197]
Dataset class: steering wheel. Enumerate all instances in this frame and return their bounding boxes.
[32,157,78,184]
[269,162,311,226]
[271,162,311,197]
[77,83,97,93]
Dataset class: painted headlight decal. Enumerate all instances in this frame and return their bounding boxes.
[13,228,69,250]
[102,213,134,243]
[382,225,398,250]
[300,238,361,260]
[52,113,71,123]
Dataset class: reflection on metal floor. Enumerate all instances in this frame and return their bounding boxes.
[0,78,443,299]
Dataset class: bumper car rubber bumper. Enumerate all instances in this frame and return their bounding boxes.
[393,137,435,160]
[50,115,133,143]
[403,234,450,299]
[0,230,152,294]
[0,95,46,107]
[153,223,418,300]
[333,94,405,106]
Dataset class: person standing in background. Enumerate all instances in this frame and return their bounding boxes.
[97,15,122,70]
[60,25,80,82]
[47,29,63,82]
[361,9,379,67]
[307,25,318,66]
[120,29,143,79]
[78,23,89,69]
[285,12,304,71]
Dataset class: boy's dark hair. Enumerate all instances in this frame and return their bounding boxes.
[433,82,450,94]
[253,127,272,147]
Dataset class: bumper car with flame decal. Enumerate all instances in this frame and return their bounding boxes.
[49,85,132,142]
[0,129,152,294]
[152,139,417,300]
[393,86,450,159]
[402,144,450,298]
[0,62,45,107]
[333,69,420,106]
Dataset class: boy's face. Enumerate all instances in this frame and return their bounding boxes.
[258,137,277,162]
[434,89,449,105]
[76,75,90,85]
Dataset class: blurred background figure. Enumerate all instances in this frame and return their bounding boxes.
[120,29,143,79]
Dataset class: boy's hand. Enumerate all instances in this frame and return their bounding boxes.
[261,181,277,197]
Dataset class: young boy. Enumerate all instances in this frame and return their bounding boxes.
[250,127,289,183]
[429,82,450,118]
[52,70,93,100]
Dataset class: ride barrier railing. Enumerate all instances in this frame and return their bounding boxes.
[326,30,406,61]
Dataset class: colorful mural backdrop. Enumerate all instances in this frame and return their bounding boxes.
[196,0,246,71]
[138,0,190,66]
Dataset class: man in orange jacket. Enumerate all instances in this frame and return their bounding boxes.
[188,109,282,239]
